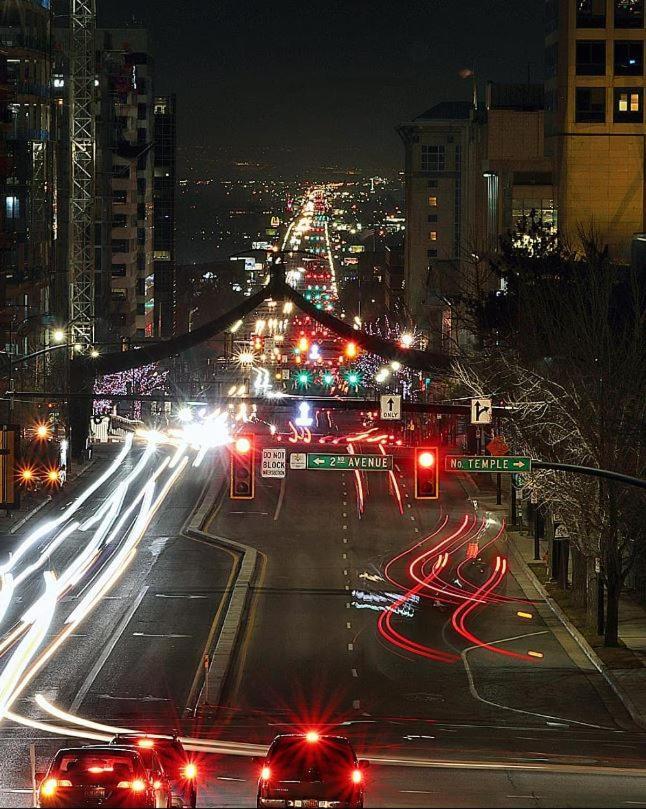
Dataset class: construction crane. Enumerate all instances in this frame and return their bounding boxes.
[68,0,96,349]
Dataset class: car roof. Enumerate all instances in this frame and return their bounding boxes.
[53,746,143,759]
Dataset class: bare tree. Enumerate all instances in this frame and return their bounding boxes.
[454,229,646,645]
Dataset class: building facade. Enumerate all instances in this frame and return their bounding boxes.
[399,86,553,349]
[0,0,57,395]
[546,0,646,259]
[96,28,155,344]
[153,94,176,339]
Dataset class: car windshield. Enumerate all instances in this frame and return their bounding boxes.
[268,739,354,781]
[54,752,139,784]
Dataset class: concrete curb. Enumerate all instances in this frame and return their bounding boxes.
[7,496,52,535]
[506,532,646,732]
[182,457,259,713]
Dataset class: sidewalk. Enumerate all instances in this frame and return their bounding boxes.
[0,453,96,537]
[469,475,646,729]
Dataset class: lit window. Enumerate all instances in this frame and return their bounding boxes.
[429,231,437,241]
[5,196,19,219]
[428,196,438,207]
[614,87,643,121]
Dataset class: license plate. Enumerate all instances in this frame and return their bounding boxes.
[303,801,318,808]
[88,787,106,798]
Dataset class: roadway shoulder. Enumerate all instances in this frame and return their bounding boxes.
[506,530,646,731]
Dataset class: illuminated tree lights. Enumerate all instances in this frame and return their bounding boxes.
[93,364,169,419]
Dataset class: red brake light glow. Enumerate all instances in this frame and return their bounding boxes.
[305,731,320,743]
[131,779,146,792]
[137,739,154,748]
[261,766,271,781]
[352,769,363,784]
[183,763,197,779]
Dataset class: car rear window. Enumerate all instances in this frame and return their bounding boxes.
[54,752,139,782]
[268,739,355,781]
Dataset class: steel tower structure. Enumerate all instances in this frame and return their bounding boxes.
[68,0,96,348]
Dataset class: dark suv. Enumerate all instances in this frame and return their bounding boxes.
[110,735,198,808]
[37,746,158,808]
[257,733,368,809]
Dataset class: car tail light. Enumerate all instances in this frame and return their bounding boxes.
[183,763,197,779]
[305,731,320,743]
[117,779,147,792]
[261,766,271,781]
[351,769,363,784]
[137,738,154,749]
[40,778,72,797]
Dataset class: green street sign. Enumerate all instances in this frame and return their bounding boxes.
[306,453,393,471]
[445,456,532,473]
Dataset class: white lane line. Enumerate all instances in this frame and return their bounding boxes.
[461,631,614,730]
[343,537,348,544]
[506,796,537,800]
[346,622,351,629]
[70,585,149,713]
[132,633,192,638]
[342,553,347,559]
[343,569,348,576]
[347,643,354,651]
[218,777,247,782]
[352,668,358,678]
[273,476,286,522]
[352,699,360,709]
[401,790,437,795]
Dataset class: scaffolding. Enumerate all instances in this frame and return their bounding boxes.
[68,0,96,348]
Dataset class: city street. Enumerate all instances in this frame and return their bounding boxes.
[0,422,646,806]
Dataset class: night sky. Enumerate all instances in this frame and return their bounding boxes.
[98,0,545,174]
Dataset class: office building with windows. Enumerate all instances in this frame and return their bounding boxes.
[1,0,57,392]
[153,95,176,338]
[94,28,155,344]
[545,0,646,258]
[398,84,553,349]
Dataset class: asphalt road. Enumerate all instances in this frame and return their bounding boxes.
[2,419,646,807]
[193,413,646,806]
[0,440,235,805]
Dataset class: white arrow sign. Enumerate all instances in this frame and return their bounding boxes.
[471,397,492,425]
[380,394,402,421]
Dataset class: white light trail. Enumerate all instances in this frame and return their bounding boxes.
[0,572,56,718]
[0,434,134,575]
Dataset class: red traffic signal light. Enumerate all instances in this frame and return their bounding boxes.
[230,434,255,499]
[415,447,439,499]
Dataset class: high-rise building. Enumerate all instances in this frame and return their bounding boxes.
[95,28,155,344]
[153,94,176,338]
[0,0,57,390]
[398,84,553,348]
[546,0,646,259]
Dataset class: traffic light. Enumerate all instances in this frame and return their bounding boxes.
[415,447,439,499]
[230,435,255,499]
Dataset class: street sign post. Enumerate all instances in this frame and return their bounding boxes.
[306,453,393,471]
[380,394,401,421]
[445,455,531,473]
[470,398,492,425]
[261,448,286,478]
